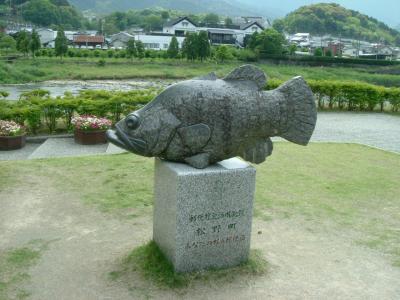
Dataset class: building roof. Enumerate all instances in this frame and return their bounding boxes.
[240,21,264,30]
[164,16,197,27]
[110,32,134,38]
[207,29,236,35]
[73,35,104,43]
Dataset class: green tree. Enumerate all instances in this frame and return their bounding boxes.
[0,34,16,54]
[203,13,219,25]
[126,39,136,59]
[21,0,81,28]
[167,36,179,59]
[16,31,30,56]
[215,45,231,63]
[161,11,169,20]
[256,28,286,56]
[289,44,297,55]
[196,31,211,61]
[182,32,197,60]
[314,48,323,57]
[273,19,285,33]
[55,28,68,59]
[144,15,163,31]
[225,17,233,26]
[29,29,41,58]
[135,40,145,59]
[246,31,259,49]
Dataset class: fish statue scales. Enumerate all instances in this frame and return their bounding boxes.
[106,65,317,169]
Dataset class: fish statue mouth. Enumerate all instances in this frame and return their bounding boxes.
[106,126,148,155]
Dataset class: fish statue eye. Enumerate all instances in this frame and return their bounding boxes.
[125,114,140,130]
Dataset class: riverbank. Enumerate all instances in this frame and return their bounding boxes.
[1,57,400,87]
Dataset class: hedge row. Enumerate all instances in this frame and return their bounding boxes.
[0,89,158,134]
[266,79,400,112]
[0,80,399,135]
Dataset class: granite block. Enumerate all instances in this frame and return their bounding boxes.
[153,157,256,273]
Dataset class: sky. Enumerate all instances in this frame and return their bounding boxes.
[237,0,399,27]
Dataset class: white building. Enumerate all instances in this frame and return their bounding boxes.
[290,33,311,46]
[135,33,185,50]
[163,17,197,36]
[162,16,264,46]
[106,16,265,51]
[37,28,57,46]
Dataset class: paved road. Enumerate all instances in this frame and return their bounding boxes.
[311,112,400,153]
[0,112,399,161]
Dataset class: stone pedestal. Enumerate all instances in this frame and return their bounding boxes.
[153,157,256,273]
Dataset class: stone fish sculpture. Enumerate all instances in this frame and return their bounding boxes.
[106,65,317,169]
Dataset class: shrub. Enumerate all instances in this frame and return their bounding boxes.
[67,49,75,57]
[97,59,106,67]
[0,120,25,136]
[238,49,258,62]
[0,90,9,99]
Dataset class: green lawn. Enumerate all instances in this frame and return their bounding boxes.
[1,143,399,268]
[1,58,399,87]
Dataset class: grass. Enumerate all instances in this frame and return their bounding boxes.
[0,143,399,267]
[1,57,399,87]
[0,240,48,300]
[109,241,267,289]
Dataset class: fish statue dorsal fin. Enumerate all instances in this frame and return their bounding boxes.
[223,65,267,90]
[194,72,217,81]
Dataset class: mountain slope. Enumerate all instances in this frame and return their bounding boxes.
[68,0,259,16]
[276,3,400,45]
[235,0,399,28]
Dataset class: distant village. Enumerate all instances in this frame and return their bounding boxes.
[3,16,400,60]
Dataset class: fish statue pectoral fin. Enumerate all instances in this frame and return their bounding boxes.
[241,138,273,164]
[177,123,211,152]
[184,153,210,169]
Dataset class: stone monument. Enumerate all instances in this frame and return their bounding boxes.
[107,65,317,272]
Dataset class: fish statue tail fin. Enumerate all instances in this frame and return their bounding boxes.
[277,76,317,145]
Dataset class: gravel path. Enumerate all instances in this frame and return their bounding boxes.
[311,112,400,153]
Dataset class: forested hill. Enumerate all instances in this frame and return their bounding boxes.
[0,0,82,29]
[274,3,400,45]
[67,0,257,16]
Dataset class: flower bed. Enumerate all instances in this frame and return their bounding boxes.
[0,120,26,150]
[71,115,112,145]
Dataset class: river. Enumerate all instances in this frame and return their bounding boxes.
[0,79,175,100]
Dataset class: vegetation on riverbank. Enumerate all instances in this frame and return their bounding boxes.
[1,57,400,87]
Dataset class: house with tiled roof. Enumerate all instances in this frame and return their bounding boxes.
[73,35,105,48]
